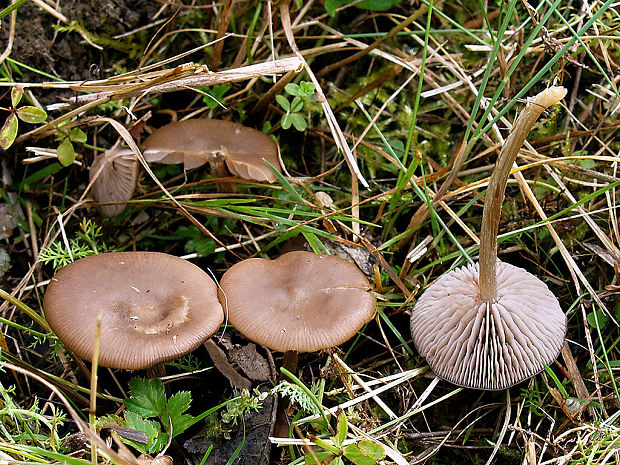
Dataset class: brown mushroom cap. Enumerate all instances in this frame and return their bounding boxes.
[410,261,567,390]
[43,252,224,369]
[142,119,281,182]
[90,148,138,217]
[219,251,376,352]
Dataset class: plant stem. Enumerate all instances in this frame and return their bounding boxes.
[479,86,567,302]
[0,287,50,332]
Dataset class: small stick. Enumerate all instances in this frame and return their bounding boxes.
[90,309,104,465]
[331,353,397,420]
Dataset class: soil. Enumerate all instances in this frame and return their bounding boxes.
[2,0,158,95]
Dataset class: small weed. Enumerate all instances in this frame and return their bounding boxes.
[0,87,47,149]
[221,388,268,426]
[272,380,322,416]
[0,381,66,450]
[54,123,87,167]
[275,81,316,131]
[38,219,112,268]
[164,353,203,372]
[305,410,386,465]
[99,377,195,454]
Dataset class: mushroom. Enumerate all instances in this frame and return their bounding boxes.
[43,252,224,370]
[142,119,282,185]
[410,87,568,390]
[219,250,376,436]
[218,250,376,369]
[90,147,138,217]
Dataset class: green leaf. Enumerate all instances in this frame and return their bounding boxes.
[304,451,333,465]
[284,83,301,96]
[16,106,47,124]
[289,113,307,132]
[167,391,195,436]
[357,0,401,10]
[56,138,75,166]
[329,458,345,465]
[202,84,231,110]
[281,113,293,130]
[0,113,18,150]
[587,310,608,329]
[124,410,162,452]
[125,377,167,419]
[275,94,290,111]
[343,440,386,465]
[11,86,23,107]
[324,0,400,14]
[290,96,303,113]
[299,81,316,98]
[577,157,596,169]
[69,127,87,143]
[333,410,347,448]
[311,435,341,455]
[324,0,340,16]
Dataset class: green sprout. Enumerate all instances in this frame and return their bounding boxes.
[0,87,47,150]
[275,81,316,131]
[54,123,87,167]
[305,410,386,465]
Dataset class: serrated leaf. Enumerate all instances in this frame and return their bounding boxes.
[122,411,157,443]
[97,413,125,428]
[304,451,333,465]
[285,83,301,96]
[0,113,18,150]
[69,127,87,143]
[289,113,307,132]
[343,440,385,465]
[16,106,47,124]
[56,139,75,166]
[11,87,23,107]
[125,378,167,419]
[333,410,347,448]
[184,237,216,257]
[167,391,195,436]
[275,94,290,111]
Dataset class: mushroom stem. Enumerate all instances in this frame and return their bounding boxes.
[146,362,167,379]
[282,350,299,377]
[479,86,567,303]
[208,157,236,193]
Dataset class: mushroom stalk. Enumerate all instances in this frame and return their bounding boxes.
[479,86,567,303]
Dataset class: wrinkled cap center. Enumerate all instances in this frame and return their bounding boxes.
[114,295,190,335]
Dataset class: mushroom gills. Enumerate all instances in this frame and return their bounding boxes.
[411,262,566,390]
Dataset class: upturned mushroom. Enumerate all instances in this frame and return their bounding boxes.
[410,87,568,390]
[90,147,138,217]
[218,250,376,368]
[142,119,282,184]
[43,252,224,370]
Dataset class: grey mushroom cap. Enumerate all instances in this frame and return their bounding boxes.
[142,119,281,182]
[219,251,376,353]
[90,147,138,217]
[43,252,224,370]
[410,261,567,390]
